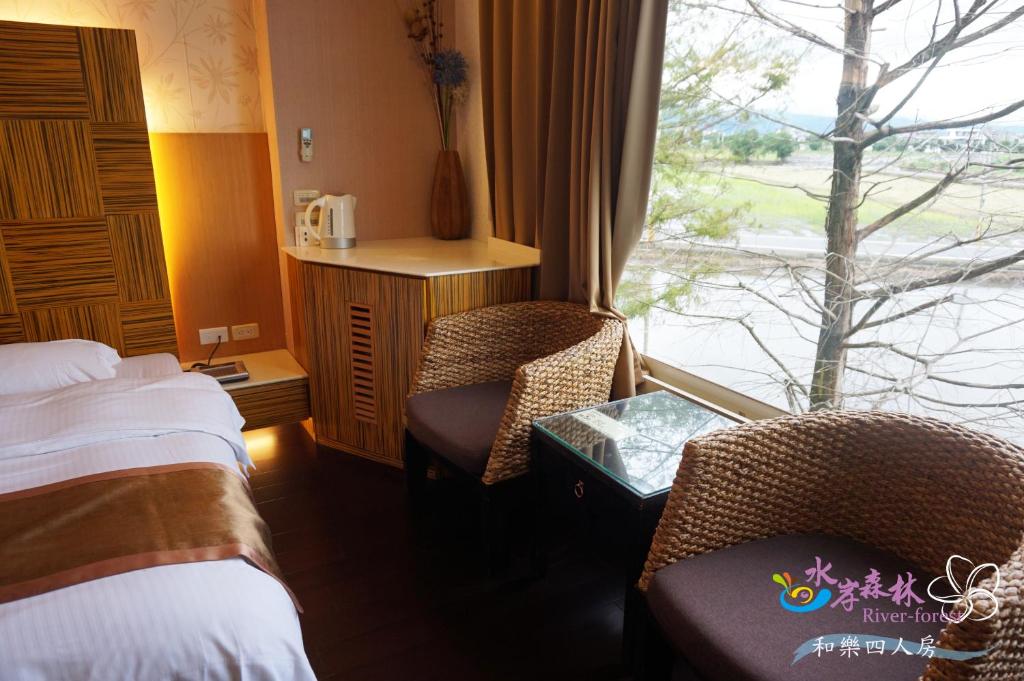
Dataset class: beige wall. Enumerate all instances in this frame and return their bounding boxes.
[264,0,448,243]
[0,0,265,132]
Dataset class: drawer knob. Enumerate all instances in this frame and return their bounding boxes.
[573,480,585,499]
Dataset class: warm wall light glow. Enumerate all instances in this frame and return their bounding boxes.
[148,133,186,347]
[243,428,281,463]
[0,0,264,133]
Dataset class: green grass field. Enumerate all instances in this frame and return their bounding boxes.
[692,154,1024,239]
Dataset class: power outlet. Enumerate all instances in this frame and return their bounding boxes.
[232,323,260,341]
[293,189,320,207]
[199,327,229,345]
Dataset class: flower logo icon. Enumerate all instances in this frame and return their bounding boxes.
[773,571,832,613]
[927,555,1001,623]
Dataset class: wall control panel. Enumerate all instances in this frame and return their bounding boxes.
[293,189,320,207]
[299,127,313,162]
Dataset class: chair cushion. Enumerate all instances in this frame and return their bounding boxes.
[646,533,946,681]
[405,380,512,477]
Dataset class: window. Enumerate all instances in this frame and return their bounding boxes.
[619,0,1024,443]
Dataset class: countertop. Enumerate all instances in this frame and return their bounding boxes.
[282,236,540,277]
[182,349,307,390]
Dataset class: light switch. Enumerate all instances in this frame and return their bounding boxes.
[199,327,229,345]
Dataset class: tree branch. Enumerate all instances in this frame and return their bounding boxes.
[869,52,944,129]
[737,317,810,397]
[927,374,1024,390]
[842,340,930,364]
[863,249,1024,299]
[743,0,853,58]
[855,165,965,241]
[874,0,1022,89]
[845,297,886,337]
[871,0,905,15]
[852,294,956,335]
[863,98,1024,146]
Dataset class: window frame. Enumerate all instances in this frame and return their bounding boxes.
[639,354,786,423]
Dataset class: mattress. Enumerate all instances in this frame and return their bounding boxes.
[0,371,316,681]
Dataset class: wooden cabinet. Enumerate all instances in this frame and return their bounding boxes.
[301,264,426,465]
[290,249,535,468]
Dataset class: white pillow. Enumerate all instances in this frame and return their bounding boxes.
[0,340,122,395]
[113,353,182,379]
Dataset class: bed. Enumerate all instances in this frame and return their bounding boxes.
[0,348,315,681]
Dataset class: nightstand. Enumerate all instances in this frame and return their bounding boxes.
[184,350,311,431]
[531,391,741,665]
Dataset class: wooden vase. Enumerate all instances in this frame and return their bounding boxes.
[430,149,471,240]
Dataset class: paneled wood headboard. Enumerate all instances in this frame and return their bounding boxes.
[0,20,178,357]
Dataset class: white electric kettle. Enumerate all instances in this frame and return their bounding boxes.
[305,194,356,249]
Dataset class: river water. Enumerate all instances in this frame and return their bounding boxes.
[626,263,1024,444]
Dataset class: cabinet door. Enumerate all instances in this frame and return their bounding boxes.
[302,262,425,466]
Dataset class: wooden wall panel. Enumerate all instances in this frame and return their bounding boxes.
[21,303,122,349]
[2,221,119,307]
[0,314,24,343]
[426,268,534,320]
[92,123,158,213]
[0,120,102,220]
[149,132,286,362]
[0,20,177,357]
[0,232,15,315]
[108,213,170,302]
[0,22,88,119]
[120,300,178,356]
[78,28,146,124]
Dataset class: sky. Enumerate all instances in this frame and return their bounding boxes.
[685,0,1024,125]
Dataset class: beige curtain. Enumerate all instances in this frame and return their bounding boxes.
[480,0,668,397]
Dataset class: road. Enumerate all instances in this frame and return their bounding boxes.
[686,230,1024,268]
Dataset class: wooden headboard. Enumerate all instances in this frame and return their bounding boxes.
[0,20,178,357]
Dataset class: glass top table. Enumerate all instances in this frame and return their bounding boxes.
[533,391,740,499]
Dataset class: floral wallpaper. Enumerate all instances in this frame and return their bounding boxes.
[0,0,264,132]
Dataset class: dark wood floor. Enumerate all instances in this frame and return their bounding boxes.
[245,423,627,681]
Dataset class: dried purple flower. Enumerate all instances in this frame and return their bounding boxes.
[431,49,467,88]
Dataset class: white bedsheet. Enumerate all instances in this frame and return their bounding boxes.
[0,374,316,681]
[0,372,253,468]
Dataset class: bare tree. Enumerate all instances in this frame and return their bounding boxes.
[626,0,1024,428]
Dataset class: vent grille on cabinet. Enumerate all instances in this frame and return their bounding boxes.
[347,303,377,423]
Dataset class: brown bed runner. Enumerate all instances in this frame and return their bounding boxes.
[0,463,298,609]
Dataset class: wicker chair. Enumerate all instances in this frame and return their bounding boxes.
[637,410,1024,681]
[403,301,623,563]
